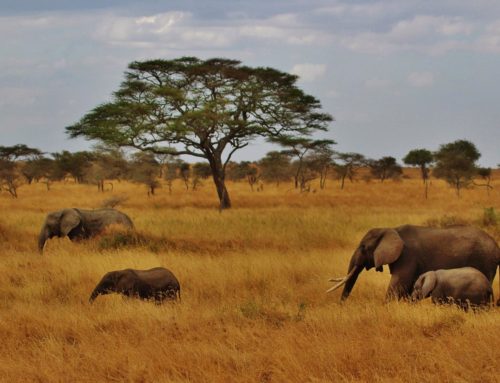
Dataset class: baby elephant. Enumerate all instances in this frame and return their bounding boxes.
[411,267,493,309]
[89,267,180,303]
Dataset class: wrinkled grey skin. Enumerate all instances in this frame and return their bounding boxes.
[38,208,133,252]
[411,267,493,309]
[329,225,500,302]
[89,267,180,303]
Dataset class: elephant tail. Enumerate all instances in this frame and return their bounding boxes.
[497,263,500,307]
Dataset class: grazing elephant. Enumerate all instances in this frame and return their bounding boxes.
[89,267,180,303]
[411,267,493,309]
[327,225,500,302]
[38,208,133,252]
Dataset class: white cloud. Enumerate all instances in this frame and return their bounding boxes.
[340,15,474,54]
[92,11,330,48]
[407,72,434,87]
[291,64,327,82]
[315,2,408,19]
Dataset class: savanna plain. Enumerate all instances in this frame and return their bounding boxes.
[1,170,499,383]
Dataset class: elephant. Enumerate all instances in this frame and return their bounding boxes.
[89,267,181,303]
[327,225,500,302]
[411,267,493,309]
[38,208,134,252]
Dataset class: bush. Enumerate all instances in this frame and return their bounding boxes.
[482,207,498,227]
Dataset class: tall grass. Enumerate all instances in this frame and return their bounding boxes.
[0,171,499,382]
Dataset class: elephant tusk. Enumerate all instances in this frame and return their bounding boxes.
[328,277,345,282]
[326,279,348,293]
[326,268,358,293]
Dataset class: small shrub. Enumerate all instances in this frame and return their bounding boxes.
[100,195,128,208]
[98,230,152,251]
[482,207,498,227]
[424,215,470,228]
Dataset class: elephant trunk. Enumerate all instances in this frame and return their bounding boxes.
[89,289,99,303]
[38,225,49,253]
[327,252,363,301]
[340,263,363,301]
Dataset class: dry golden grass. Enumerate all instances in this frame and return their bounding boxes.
[0,171,499,382]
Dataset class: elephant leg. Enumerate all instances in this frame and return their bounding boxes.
[385,274,413,301]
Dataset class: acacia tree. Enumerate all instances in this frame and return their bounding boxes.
[129,152,160,195]
[66,57,332,209]
[475,167,493,196]
[258,151,292,187]
[403,148,434,199]
[368,156,402,182]
[272,137,335,189]
[0,144,42,197]
[303,146,335,189]
[433,140,480,197]
[22,157,59,190]
[52,151,94,183]
[226,161,260,191]
[334,152,365,189]
[191,162,211,190]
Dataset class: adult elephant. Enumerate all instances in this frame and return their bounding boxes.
[38,208,134,252]
[327,225,500,302]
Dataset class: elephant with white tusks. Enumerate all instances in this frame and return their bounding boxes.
[327,225,500,303]
[89,267,181,303]
[411,267,493,309]
[38,208,134,252]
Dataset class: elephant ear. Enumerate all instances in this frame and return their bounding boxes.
[374,229,404,268]
[60,209,81,236]
[420,272,437,298]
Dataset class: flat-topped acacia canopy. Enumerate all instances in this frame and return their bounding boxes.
[66,57,333,209]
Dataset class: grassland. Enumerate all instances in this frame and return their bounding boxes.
[0,171,499,382]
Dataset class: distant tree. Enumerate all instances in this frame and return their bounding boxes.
[85,147,129,191]
[272,136,335,189]
[178,162,191,190]
[0,159,21,198]
[305,145,335,189]
[368,156,403,182]
[52,151,94,183]
[475,167,493,196]
[258,151,292,187]
[246,165,260,191]
[334,152,365,189]
[433,140,480,197]
[66,57,332,209]
[191,162,211,190]
[403,148,434,198]
[164,159,181,194]
[226,161,260,191]
[0,144,42,161]
[22,157,58,190]
[129,152,160,195]
[0,144,42,197]
[295,157,319,192]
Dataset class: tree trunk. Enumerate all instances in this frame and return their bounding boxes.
[208,155,231,210]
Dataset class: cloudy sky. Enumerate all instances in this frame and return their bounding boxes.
[1,0,499,165]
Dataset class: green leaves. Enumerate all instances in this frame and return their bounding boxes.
[65,56,333,208]
[66,56,332,157]
[433,140,481,195]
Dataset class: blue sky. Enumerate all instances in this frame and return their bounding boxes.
[1,0,499,166]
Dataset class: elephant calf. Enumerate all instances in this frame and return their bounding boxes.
[411,267,493,309]
[38,208,134,252]
[89,267,181,303]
